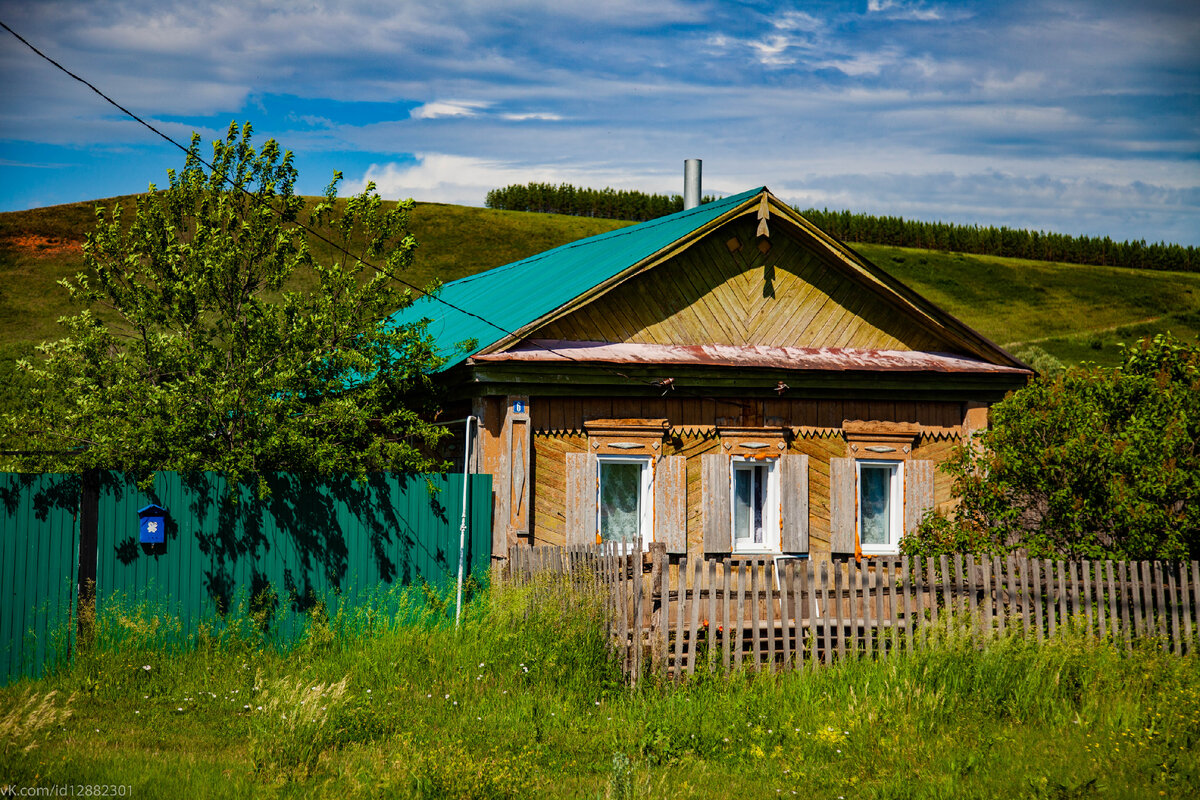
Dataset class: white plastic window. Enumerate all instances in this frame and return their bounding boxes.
[598,456,652,551]
[731,457,780,553]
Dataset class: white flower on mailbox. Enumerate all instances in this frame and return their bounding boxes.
[138,504,166,545]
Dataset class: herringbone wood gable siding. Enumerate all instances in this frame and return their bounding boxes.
[534,218,954,352]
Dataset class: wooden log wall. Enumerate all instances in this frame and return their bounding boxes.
[506,544,1200,684]
[529,416,961,555]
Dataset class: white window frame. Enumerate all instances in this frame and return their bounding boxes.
[596,455,654,553]
[856,459,903,556]
[730,456,781,554]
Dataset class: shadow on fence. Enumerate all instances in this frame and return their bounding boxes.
[506,543,1200,684]
[1,470,493,685]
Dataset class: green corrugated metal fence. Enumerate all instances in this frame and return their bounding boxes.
[0,473,80,684]
[1,471,492,685]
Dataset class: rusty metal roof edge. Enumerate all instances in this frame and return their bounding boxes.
[473,339,1033,376]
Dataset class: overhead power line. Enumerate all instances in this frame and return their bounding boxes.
[0,19,748,411]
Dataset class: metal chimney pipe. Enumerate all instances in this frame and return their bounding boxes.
[684,159,702,210]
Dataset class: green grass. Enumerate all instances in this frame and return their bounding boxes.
[2,196,1197,371]
[858,244,1200,367]
[2,579,1198,798]
[0,195,629,350]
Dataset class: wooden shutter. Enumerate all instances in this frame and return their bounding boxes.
[780,453,809,553]
[655,455,687,554]
[904,459,935,533]
[565,451,597,546]
[701,453,731,554]
[829,457,856,553]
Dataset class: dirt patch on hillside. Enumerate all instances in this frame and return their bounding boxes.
[2,234,83,258]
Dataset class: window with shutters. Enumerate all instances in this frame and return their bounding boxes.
[703,446,808,556]
[731,457,780,553]
[856,459,903,555]
[598,455,653,551]
[566,419,685,554]
[829,421,932,556]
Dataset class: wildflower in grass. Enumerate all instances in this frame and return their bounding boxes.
[142,665,151,671]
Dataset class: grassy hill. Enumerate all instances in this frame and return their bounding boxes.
[2,195,1198,372]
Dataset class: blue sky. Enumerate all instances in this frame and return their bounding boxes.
[1,0,1197,245]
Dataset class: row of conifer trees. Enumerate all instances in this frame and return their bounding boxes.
[484,183,714,222]
[484,182,1196,272]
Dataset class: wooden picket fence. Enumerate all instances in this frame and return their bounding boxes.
[505,543,1200,683]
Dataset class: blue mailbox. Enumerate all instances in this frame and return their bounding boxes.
[138,504,166,544]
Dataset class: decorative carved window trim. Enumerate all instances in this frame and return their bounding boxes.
[716,425,789,458]
[842,419,920,461]
[584,418,668,455]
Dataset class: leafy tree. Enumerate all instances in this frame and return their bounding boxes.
[1012,345,1066,378]
[906,334,1200,560]
[2,122,447,490]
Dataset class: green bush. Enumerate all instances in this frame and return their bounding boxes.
[917,334,1200,560]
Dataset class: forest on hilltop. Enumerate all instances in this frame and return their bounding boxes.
[485,182,1197,273]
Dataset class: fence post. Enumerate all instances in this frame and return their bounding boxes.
[765,560,777,670]
[800,559,813,668]
[780,560,792,670]
[1182,562,1196,655]
[687,557,702,676]
[752,560,763,668]
[833,561,845,661]
[902,556,912,652]
[735,563,746,670]
[819,560,830,663]
[649,543,667,676]
[1154,561,1168,646]
[1168,562,1181,655]
[721,559,732,674]
[672,556,686,681]
[707,558,718,673]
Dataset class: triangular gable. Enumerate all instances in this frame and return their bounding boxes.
[385,187,1026,372]
[531,212,958,353]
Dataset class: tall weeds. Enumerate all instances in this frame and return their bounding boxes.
[3,574,1196,797]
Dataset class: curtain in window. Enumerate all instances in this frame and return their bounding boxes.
[859,465,891,546]
[600,462,641,544]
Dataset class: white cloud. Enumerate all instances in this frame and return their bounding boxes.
[813,48,903,77]
[773,11,823,32]
[500,112,564,121]
[749,35,799,67]
[410,101,491,120]
[866,0,944,21]
[347,154,600,206]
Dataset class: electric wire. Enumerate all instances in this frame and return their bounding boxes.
[0,19,752,413]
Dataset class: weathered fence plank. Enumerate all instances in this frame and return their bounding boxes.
[506,546,1200,683]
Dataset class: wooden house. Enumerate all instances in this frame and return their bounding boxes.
[385,187,1031,562]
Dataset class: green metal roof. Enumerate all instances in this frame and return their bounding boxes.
[384,187,766,371]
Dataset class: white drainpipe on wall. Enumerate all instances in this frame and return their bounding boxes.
[456,415,478,628]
